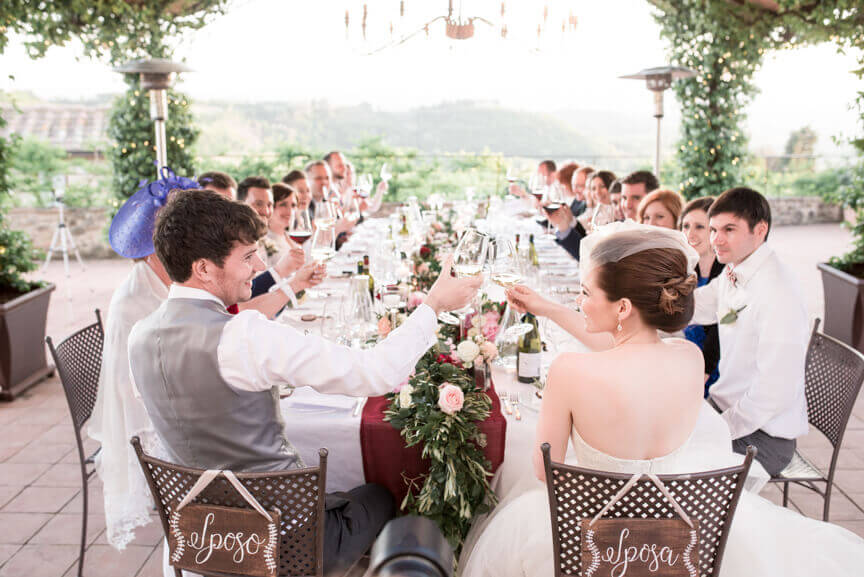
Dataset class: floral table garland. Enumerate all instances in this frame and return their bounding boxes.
[380,212,503,551]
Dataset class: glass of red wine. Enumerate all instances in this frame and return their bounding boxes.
[289,209,314,245]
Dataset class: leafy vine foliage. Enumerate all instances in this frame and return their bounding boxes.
[652,0,864,269]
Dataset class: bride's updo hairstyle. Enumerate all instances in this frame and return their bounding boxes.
[589,230,697,332]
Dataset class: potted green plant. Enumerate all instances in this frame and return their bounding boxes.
[818,160,864,353]
[0,212,55,400]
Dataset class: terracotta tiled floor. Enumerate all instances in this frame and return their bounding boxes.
[1,223,862,576]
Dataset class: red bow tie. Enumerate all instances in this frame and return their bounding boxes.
[726,267,738,287]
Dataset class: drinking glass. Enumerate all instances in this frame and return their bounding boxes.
[310,227,336,264]
[288,209,314,246]
[379,163,393,183]
[591,203,616,229]
[322,298,347,345]
[347,276,375,347]
[357,173,374,197]
[490,239,533,339]
[315,200,339,230]
[453,228,489,279]
[343,197,361,223]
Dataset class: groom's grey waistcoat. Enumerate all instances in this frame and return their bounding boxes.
[129,297,300,472]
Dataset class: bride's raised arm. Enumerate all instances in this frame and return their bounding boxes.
[506,285,615,351]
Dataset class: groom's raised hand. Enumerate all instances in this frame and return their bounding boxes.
[424,256,483,315]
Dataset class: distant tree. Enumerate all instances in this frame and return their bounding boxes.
[781,126,818,172]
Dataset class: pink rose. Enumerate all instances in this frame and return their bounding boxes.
[407,291,426,310]
[437,383,465,415]
[480,341,498,361]
[481,320,499,342]
[483,310,501,326]
[378,316,392,338]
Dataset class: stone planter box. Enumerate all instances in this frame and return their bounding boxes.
[0,283,56,401]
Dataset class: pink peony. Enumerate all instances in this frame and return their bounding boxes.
[481,320,499,342]
[407,291,427,310]
[437,383,465,415]
[377,316,392,338]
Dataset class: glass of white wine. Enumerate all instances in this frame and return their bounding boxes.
[453,228,489,279]
[490,239,534,340]
[310,227,336,264]
[315,200,339,230]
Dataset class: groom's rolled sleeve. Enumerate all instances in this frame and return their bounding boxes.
[217,303,438,397]
[692,278,719,326]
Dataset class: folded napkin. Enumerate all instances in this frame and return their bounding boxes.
[282,386,359,411]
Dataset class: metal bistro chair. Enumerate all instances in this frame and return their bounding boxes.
[769,318,864,521]
[542,443,755,577]
[45,309,104,577]
[132,437,328,577]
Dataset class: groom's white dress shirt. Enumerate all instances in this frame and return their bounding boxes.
[161,285,438,395]
[693,243,809,441]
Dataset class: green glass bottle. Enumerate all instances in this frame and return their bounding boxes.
[363,254,374,298]
[528,234,539,268]
[399,213,410,236]
[516,313,542,384]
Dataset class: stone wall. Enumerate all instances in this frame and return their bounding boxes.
[4,197,844,260]
[768,196,843,226]
[7,207,117,259]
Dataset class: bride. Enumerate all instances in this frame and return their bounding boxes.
[460,223,864,577]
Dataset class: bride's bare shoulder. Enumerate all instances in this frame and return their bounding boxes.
[662,337,704,361]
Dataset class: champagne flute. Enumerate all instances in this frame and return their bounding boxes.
[288,209,314,246]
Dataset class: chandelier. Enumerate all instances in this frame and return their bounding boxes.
[344,1,578,54]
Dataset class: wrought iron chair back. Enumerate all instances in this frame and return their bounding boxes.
[45,309,104,577]
[802,319,864,450]
[131,437,328,577]
[542,443,755,577]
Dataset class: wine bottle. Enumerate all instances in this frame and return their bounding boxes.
[517,313,542,384]
[357,261,364,276]
[363,254,374,298]
[528,234,539,268]
[399,214,410,236]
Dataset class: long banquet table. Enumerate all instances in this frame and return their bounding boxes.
[277,199,587,499]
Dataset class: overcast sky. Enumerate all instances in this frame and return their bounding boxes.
[1,0,860,155]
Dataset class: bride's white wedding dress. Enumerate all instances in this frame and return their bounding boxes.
[460,403,864,577]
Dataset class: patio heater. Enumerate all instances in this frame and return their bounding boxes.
[114,59,192,177]
[619,66,696,179]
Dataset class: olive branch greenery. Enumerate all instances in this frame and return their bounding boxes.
[384,346,496,552]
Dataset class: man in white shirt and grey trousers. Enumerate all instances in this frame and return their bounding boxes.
[129,189,482,575]
[692,186,810,476]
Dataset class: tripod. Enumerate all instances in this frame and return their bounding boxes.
[42,194,85,277]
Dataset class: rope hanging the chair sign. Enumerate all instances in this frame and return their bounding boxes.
[588,472,695,529]
[169,469,279,573]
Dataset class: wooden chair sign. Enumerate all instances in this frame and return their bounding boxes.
[167,469,281,577]
[580,473,699,577]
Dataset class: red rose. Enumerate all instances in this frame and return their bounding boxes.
[420,245,431,257]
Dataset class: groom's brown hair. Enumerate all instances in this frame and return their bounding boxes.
[709,187,772,240]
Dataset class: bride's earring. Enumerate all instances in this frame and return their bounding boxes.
[616,318,623,332]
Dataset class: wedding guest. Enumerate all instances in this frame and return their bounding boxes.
[585,170,617,229]
[556,162,582,212]
[129,189,483,575]
[620,169,660,221]
[198,171,237,200]
[324,150,347,188]
[692,187,809,475]
[237,176,273,222]
[680,196,723,395]
[637,188,684,229]
[570,165,595,216]
[263,182,304,268]
[283,169,312,213]
[537,159,557,186]
[305,160,354,238]
[88,173,199,550]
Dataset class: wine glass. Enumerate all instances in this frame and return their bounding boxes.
[543,184,564,234]
[380,163,393,183]
[315,200,339,230]
[288,209,313,246]
[347,276,375,347]
[453,228,489,279]
[357,173,374,198]
[591,203,616,230]
[310,227,336,264]
[343,197,361,223]
[490,240,534,340]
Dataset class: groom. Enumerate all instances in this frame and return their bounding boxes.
[692,187,809,476]
[128,189,482,574]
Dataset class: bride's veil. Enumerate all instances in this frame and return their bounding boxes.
[579,221,700,279]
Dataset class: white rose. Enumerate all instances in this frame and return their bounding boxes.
[398,384,414,409]
[456,340,480,364]
[467,327,480,339]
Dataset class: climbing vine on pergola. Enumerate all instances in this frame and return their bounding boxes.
[650,0,863,200]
